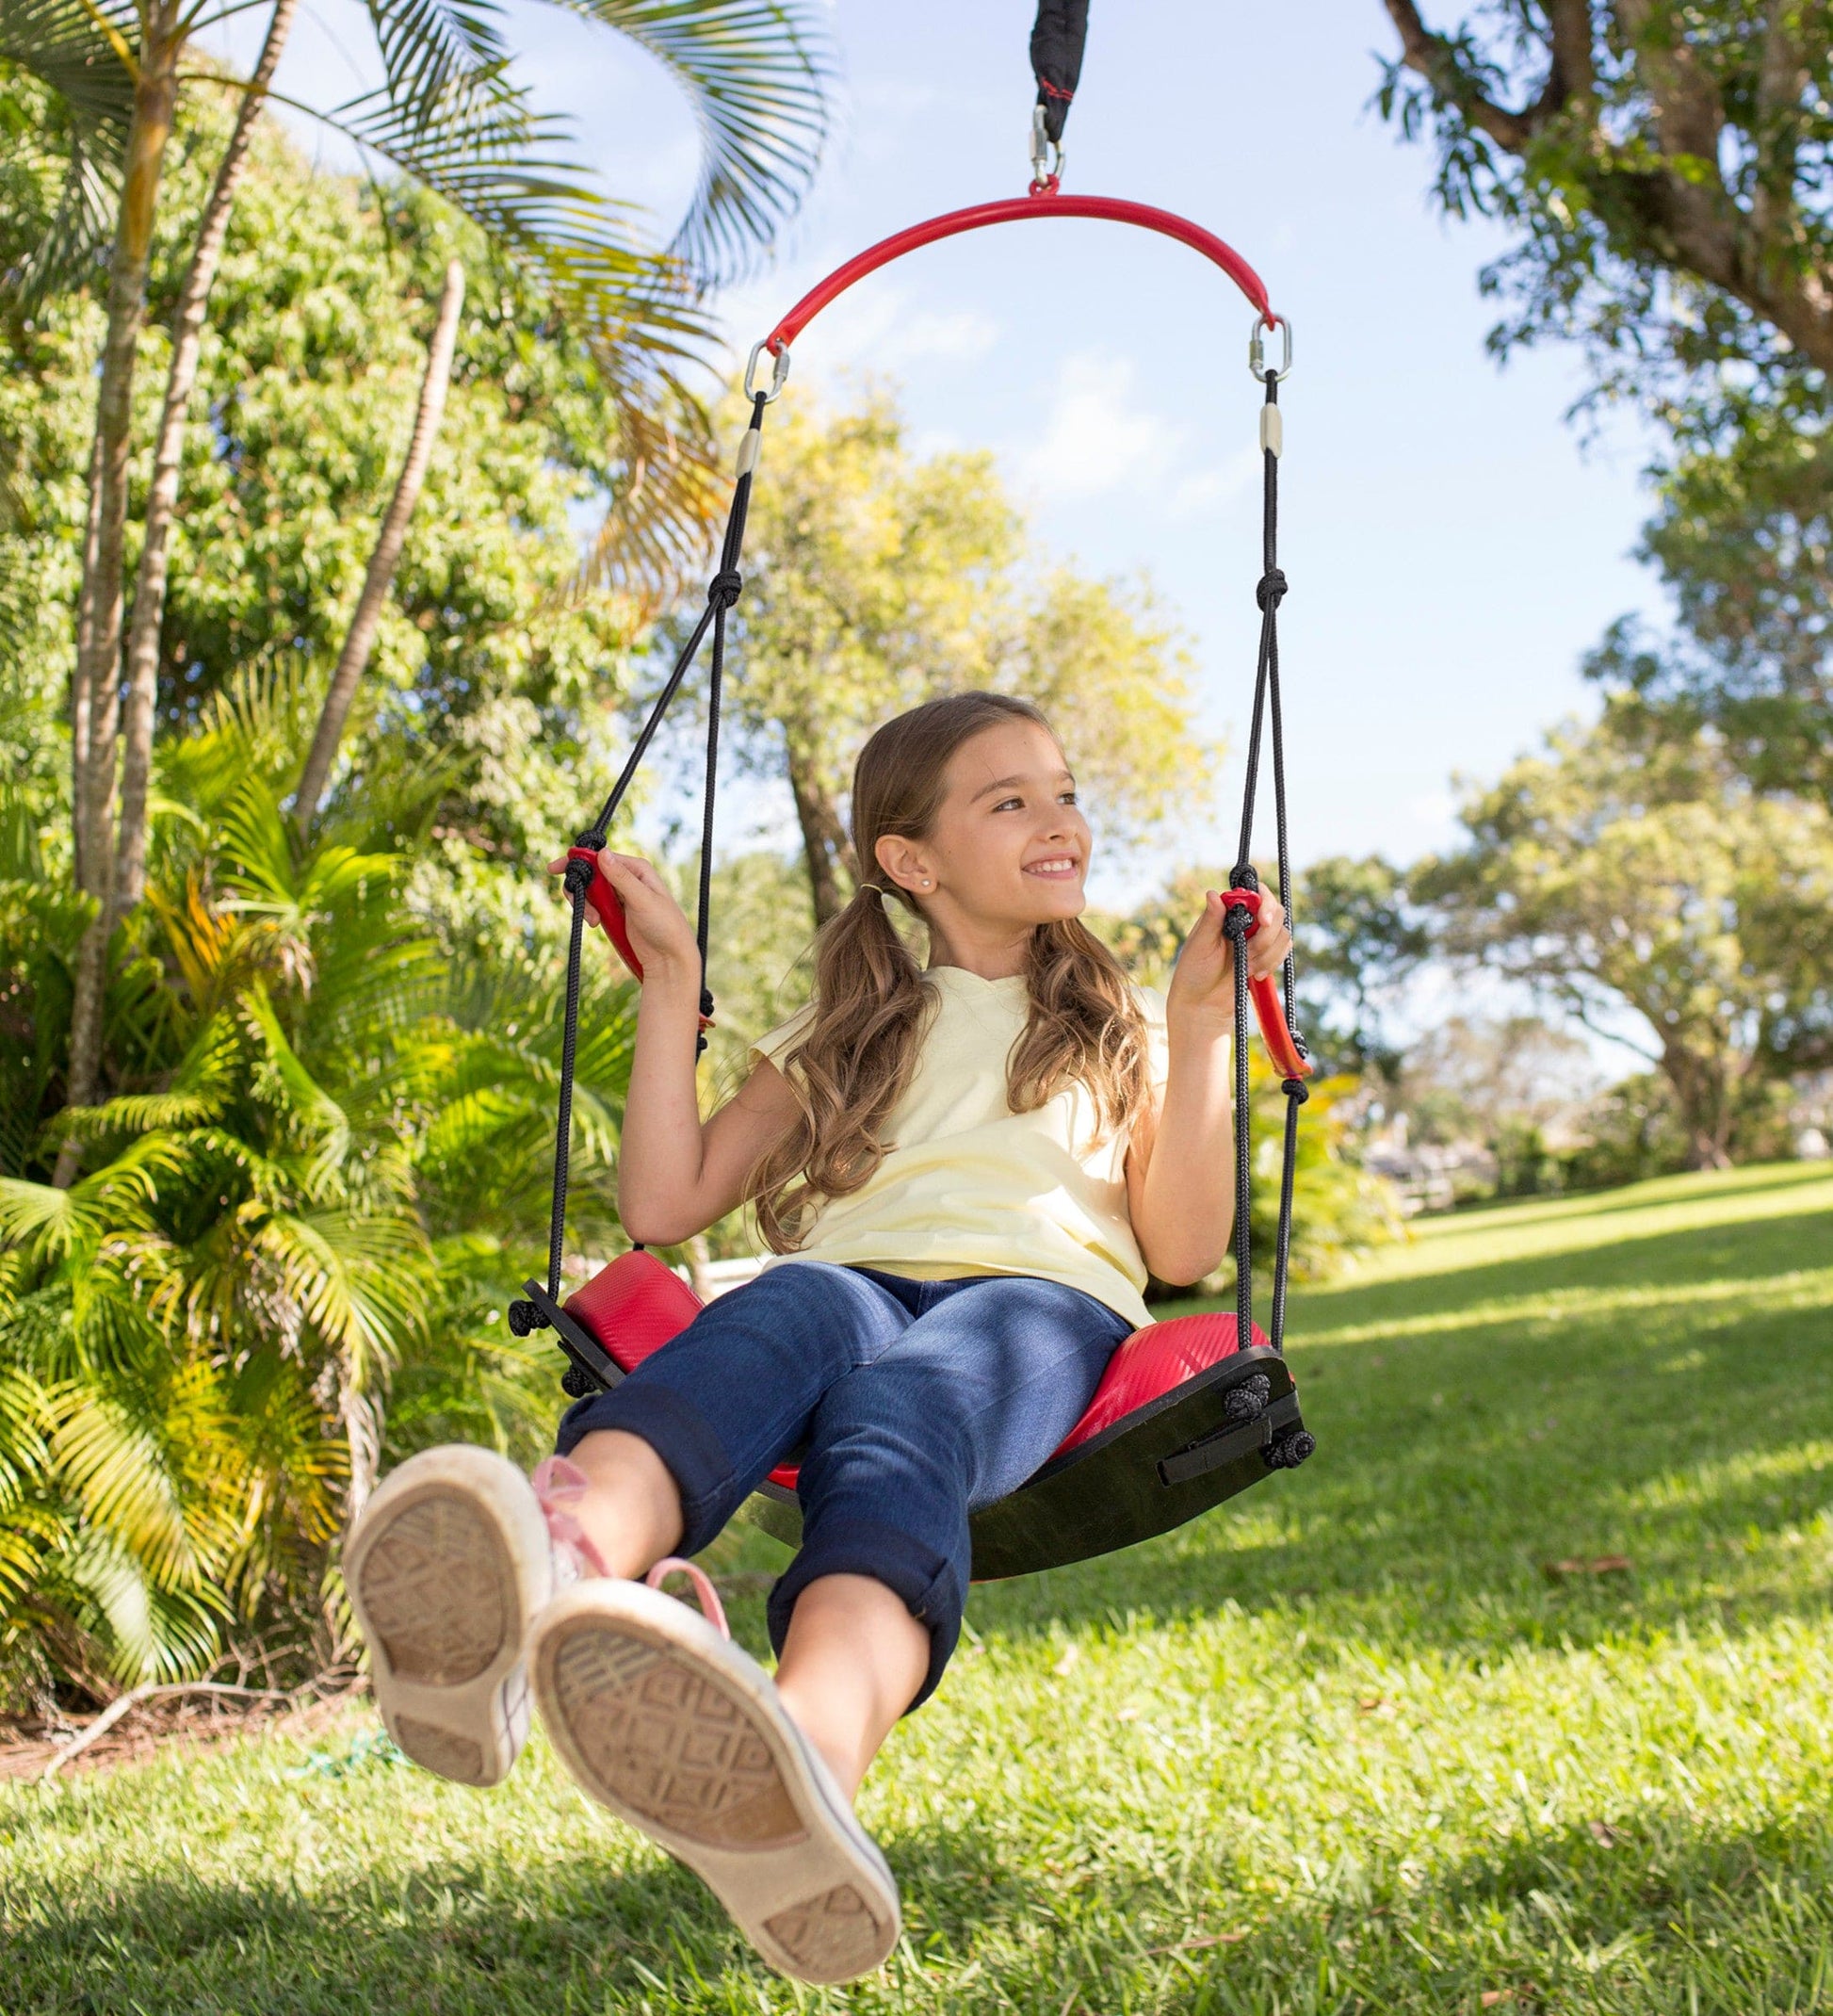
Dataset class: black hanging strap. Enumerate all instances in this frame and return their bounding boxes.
[1223,366,1308,1355]
[1030,0,1090,144]
[509,396,771,1340]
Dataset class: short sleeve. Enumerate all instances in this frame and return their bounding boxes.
[1134,984,1171,1095]
[749,1001,816,1078]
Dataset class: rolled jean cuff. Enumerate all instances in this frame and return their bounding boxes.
[554,1382,736,1553]
[766,1515,965,1714]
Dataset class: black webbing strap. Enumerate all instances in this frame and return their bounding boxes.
[509,394,770,1337]
[1222,369,1307,1354]
[1030,0,1089,144]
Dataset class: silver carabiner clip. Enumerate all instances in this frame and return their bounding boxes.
[1249,314,1293,382]
[744,338,791,403]
[1029,105,1064,191]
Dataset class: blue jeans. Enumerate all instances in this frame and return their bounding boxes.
[555,1261,1130,1707]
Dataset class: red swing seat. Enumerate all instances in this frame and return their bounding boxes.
[530,1248,1308,1582]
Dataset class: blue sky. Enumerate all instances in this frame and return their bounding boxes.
[226,0,1667,903]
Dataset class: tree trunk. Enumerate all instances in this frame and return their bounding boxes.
[113,0,300,923]
[57,18,183,1187]
[293,259,466,829]
[785,748,854,927]
[1662,1041,1735,1171]
[70,433,105,899]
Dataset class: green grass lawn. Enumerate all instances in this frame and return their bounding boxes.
[6,1162,1832,2014]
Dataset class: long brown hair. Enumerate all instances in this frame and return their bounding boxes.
[748,692,1150,1251]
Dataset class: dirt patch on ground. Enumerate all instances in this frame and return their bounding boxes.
[0,1682,368,1783]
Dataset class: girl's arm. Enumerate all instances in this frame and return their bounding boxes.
[1126,889,1292,1285]
[557,853,801,1246]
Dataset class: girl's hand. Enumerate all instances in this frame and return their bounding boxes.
[1164,888,1293,1028]
[547,851,700,980]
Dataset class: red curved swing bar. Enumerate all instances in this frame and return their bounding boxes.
[763,190,1275,357]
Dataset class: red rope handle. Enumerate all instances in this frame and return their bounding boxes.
[763,191,1274,355]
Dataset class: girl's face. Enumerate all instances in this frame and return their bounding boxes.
[878,717,1092,930]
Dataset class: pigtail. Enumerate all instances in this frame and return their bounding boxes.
[746,883,935,1251]
[1012,918,1150,1142]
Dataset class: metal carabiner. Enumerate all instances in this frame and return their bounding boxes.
[1029,105,1064,194]
[744,338,791,403]
[1249,313,1293,382]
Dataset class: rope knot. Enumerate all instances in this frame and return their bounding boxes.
[507,1298,546,1337]
[1282,1077,1311,1105]
[562,856,596,902]
[707,568,743,610]
[1257,567,1289,612]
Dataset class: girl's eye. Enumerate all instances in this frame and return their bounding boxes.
[992,796,1023,813]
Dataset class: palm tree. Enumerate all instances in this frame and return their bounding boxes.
[1,664,642,1698]
[0,0,833,1169]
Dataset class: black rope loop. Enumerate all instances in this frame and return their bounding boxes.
[1256,566,1289,611]
[522,392,773,1350]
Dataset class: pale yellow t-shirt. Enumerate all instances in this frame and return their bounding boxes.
[749,967,1171,1329]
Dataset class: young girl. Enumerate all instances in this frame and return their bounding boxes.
[347,691,1290,1985]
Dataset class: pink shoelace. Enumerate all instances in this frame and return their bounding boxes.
[529,1456,728,1637]
[530,1456,610,1578]
[642,1556,730,1637]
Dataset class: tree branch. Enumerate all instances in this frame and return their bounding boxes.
[1541,0,1596,116]
[40,1682,292,1780]
[1750,0,1809,256]
[114,0,300,926]
[1382,0,1533,151]
[293,257,465,828]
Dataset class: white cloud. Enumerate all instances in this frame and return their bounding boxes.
[1018,352,1252,515]
[1021,352,1177,498]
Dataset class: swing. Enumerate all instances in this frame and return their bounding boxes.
[507,4,1318,1583]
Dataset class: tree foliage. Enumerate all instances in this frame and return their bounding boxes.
[1414,703,1833,1167]
[668,391,1213,924]
[0,107,659,955]
[0,674,635,1701]
[1375,2,1833,398]
[1097,867,1406,1284]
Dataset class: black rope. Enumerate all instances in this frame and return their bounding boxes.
[546,864,593,1301]
[1223,894,1254,1345]
[1030,0,1090,144]
[1227,367,1308,1356]
[510,396,770,1337]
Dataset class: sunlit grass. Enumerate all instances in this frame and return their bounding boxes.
[5,1162,1831,2012]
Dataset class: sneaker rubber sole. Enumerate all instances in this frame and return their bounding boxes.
[345,1445,553,1787]
[529,1578,901,1985]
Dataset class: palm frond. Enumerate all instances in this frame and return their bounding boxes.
[360,0,514,128]
[73,1014,241,1138]
[543,0,833,286]
[50,1387,203,1589]
[572,373,725,613]
[252,1206,430,1383]
[0,0,138,301]
[241,986,352,1191]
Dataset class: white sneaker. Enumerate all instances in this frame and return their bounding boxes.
[346,1446,603,1786]
[528,1566,902,1985]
